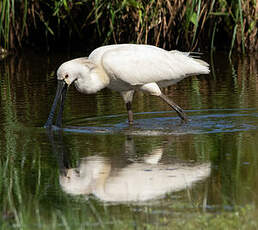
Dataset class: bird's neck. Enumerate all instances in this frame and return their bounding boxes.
[75,65,110,94]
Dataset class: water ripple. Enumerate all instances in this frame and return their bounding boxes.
[62,108,258,135]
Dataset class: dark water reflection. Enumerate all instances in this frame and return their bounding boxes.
[0,50,258,228]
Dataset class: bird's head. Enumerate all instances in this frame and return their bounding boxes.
[57,58,92,86]
[44,58,89,129]
[44,58,109,129]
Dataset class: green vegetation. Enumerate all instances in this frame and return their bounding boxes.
[0,0,257,52]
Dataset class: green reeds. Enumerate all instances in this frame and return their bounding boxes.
[0,0,257,53]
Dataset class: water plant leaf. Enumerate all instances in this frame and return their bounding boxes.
[190,12,198,26]
[209,12,229,16]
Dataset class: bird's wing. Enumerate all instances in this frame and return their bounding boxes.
[101,45,209,86]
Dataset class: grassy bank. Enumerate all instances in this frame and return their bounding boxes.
[0,0,257,53]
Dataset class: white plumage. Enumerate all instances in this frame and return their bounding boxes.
[90,44,208,88]
[44,44,210,128]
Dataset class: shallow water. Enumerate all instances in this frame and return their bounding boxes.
[0,50,258,229]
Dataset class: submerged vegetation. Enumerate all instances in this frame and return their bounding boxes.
[0,0,257,53]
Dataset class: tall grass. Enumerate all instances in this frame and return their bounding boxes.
[0,1,257,52]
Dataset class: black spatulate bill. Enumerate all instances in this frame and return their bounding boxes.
[44,80,67,128]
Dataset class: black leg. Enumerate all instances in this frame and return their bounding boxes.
[126,102,134,124]
[159,93,188,123]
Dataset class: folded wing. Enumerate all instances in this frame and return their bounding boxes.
[101,45,209,86]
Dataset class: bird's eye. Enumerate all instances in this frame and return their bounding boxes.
[64,74,69,79]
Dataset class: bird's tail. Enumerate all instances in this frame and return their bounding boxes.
[169,50,209,68]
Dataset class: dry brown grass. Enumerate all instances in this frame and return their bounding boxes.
[0,0,257,52]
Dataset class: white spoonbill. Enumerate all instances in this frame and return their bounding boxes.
[44,44,209,128]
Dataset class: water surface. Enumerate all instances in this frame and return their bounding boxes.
[0,50,258,229]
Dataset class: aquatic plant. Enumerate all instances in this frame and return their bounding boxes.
[0,1,257,53]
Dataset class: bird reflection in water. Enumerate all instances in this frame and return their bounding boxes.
[49,132,210,203]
